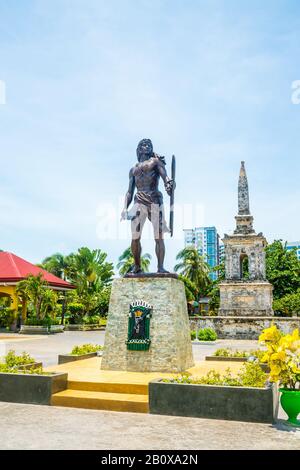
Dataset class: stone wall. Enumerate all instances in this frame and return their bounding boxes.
[219,280,273,317]
[190,316,300,340]
[101,277,194,372]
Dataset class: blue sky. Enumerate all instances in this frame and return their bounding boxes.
[0,0,300,271]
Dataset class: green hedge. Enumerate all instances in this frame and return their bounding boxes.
[198,328,217,341]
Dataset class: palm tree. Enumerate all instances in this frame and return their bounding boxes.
[117,247,151,276]
[16,274,49,320]
[175,247,211,295]
[40,253,70,280]
[40,289,58,319]
[178,274,198,302]
[66,247,114,315]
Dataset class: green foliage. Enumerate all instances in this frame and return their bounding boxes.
[266,240,300,300]
[198,328,217,341]
[68,247,114,290]
[207,285,220,313]
[67,302,84,315]
[0,364,49,375]
[250,349,266,362]
[178,275,198,302]
[0,308,15,328]
[4,350,35,367]
[16,274,58,320]
[190,330,196,341]
[213,348,249,358]
[66,247,114,316]
[25,316,59,326]
[273,291,300,316]
[205,262,224,313]
[82,315,101,325]
[213,348,266,360]
[117,247,151,276]
[70,344,103,355]
[175,247,211,295]
[96,286,111,316]
[165,363,267,388]
[40,253,70,280]
[240,362,267,388]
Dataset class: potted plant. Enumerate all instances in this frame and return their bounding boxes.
[259,325,300,426]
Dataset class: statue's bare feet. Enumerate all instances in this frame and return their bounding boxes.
[157,267,170,274]
[132,265,143,274]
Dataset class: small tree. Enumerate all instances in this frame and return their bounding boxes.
[16,274,58,321]
[266,240,300,299]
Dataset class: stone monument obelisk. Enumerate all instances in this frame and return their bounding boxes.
[101,139,194,372]
[219,161,273,316]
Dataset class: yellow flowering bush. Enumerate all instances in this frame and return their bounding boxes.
[259,325,300,389]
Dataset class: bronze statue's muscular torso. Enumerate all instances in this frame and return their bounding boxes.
[132,156,164,206]
[121,139,174,274]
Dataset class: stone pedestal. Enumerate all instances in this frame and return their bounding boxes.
[101,277,194,372]
[219,280,273,317]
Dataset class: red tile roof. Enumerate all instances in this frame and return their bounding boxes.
[0,252,74,289]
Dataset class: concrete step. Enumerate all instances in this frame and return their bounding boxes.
[51,389,149,413]
[67,380,148,395]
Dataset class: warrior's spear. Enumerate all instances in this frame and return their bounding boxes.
[169,155,176,237]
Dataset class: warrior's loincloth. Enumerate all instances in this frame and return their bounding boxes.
[128,190,169,238]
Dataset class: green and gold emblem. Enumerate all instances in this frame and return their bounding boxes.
[126,300,153,351]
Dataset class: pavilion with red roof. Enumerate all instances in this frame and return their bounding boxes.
[0,251,74,311]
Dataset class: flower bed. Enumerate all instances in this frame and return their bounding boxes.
[58,344,103,364]
[149,379,277,424]
[205,348,269,372]
[149,363,278,423]
[0,350,67,404]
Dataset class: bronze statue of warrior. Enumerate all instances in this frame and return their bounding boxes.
[121,138,175,274]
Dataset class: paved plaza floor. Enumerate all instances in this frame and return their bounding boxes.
[0,331,299,450]
[0,401,299,450]
[0,330,262,366]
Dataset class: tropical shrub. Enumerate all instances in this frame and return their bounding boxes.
[66,302,84,324]
[212,348,266,360]
[190,330,196,341]
[266,241,300,299]
[70,344,103,355]
[96,286,111,316]
[213,348,249,358]
[259,325,300,389]
[273,292,300,317]
[0,308,15,328]
[164,363,267,388]
[198,328,217,341]
[25,316,60,326]
[4,350,35,367]
[82,315,101,325]
[0,364,48,375]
